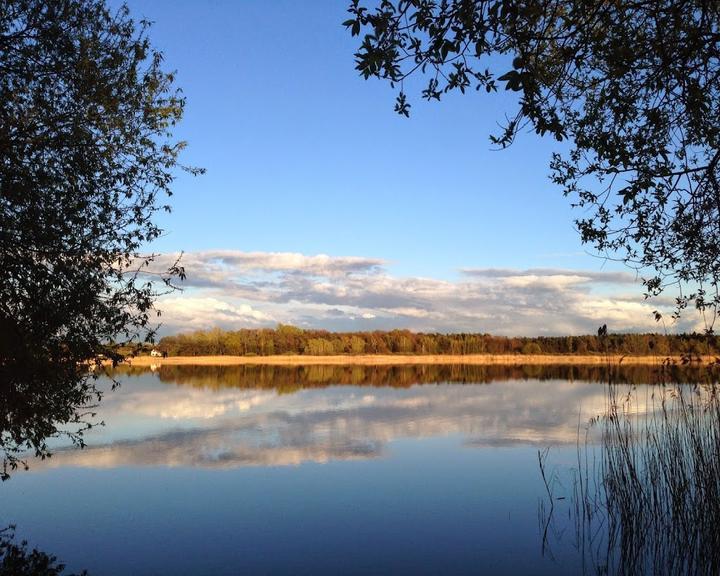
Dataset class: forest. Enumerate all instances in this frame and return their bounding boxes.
[155,325,720,358]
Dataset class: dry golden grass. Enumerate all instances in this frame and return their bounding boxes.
[125,354,713,367]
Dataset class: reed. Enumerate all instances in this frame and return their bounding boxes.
[541,369,720,575]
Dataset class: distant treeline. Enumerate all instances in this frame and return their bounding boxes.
[156,325,720,357]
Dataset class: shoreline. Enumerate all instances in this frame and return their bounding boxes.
[123,354,714,367]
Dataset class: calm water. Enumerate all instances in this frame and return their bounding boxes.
[0,364,702,575]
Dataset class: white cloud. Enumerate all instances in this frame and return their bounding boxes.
[151,250,384,283]
[461,267,638,284]
[149,251,693,335]
[158,296,272,332]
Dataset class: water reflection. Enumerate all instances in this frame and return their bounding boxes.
[3,364,717,576]
[124,362,713,389]
[30,364,693,471]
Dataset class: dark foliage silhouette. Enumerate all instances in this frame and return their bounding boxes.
[0,0,200,476]
[0,527,87,576]
[345,0,720,325]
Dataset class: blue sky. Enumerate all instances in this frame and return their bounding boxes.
[118,1,690,335]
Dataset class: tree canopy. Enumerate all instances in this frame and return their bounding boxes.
[0,0,198,477]
[345,0,720,328]
[157,326,719,358]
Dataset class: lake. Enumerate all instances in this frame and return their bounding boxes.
[1,363,716,575]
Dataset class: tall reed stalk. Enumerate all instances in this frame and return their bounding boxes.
[542,369,720,575]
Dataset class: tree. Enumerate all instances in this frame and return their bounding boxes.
[521,341,542,355]
[345,0,720,328]
[0,526,88,576]
[0,0,200,477]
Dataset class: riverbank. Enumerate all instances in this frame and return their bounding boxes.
[124,354,714,367]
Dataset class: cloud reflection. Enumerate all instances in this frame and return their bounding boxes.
[31,372,624,471]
